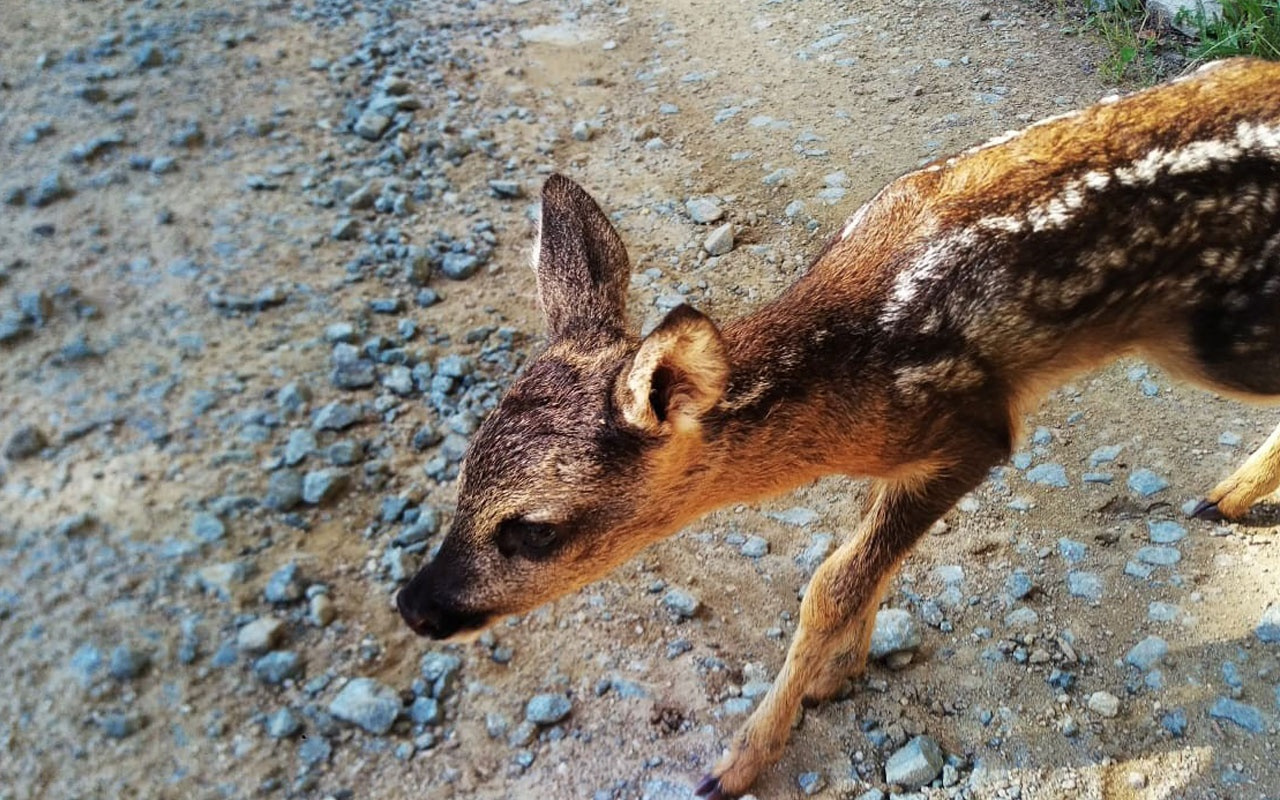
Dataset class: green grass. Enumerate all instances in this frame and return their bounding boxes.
[1182,0,1280,60]
[1084,0,1163,82]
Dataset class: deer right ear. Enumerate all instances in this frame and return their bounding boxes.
[618,304,729,434]
[533,175,631,341]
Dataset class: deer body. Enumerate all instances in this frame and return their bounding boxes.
[398,58,1280,798]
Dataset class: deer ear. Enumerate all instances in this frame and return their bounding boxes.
[534,175,630,341]
[618,304,729,433]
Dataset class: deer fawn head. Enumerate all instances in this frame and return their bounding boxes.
[398,175,731,640]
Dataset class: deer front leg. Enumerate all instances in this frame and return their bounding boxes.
[802,485,889,706]
[1193,421,1280,520]
[695,463,999,800]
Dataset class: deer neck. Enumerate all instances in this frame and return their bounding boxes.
[690,284,893,507]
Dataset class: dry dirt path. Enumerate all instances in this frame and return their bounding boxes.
[1,1,1277,799]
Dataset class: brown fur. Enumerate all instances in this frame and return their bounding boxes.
[397,58,1280,798]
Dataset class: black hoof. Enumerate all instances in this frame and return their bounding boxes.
[1189,499,1224,521]
[694,774,732,800]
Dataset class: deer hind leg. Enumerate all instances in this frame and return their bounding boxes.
[695,449,1005,800]
[1194,421,1280,520]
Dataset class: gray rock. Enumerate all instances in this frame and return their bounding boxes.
[1136,545,1181,566]
[298,734,331,765]
[441,252,481,280]
[1255,604,1280,643]
[1124,636,1169,670]
[354,108,393,141]
[1147,0,1222,35]
[278,382,311,414]
[518,23,596,46]
[507,720,537,747]
[1087,691,1120,718]
[284,429,317,466]
[238,617,285,653]
[99,712,143,739]
[1004,607,1039,629]
[191,512,226,543]
[1005,570,1034,600]
[740,535,769,558]
[313,402,360,431]
[685,197,724,224]
[797,771,826,795]
[436,354,474,378]
[1208,697,1265,733]
[332,359,376,390]
[703,223,735,256]
[309,593,336,627]
[266,708,301,739]
[1026,463,1069,487]
[1148,601,1180,623]
[253,651,303,685]
[421,652,463,698]
[134,42,166,69]
[29,170,72,207]
[302,469,349,505]
[796,533,835,573]
[488,179,524,199]
[525,693,572,725]
[264,470,304,512]
[325,322,356,343]
[1162,708,1188,737]
[109,645,150,680]
[884,735,944,788]
[5,424,47,460]
[69,644,103,687]
[1058,538,1087,562]
[870,609,921,659]
[1067,571,1103,604]
[1147,520,1186,544]
[330,677,403,735]
[766,507,819,526]
[326,440,360,467]
[662,589,701,619]
[192,560,255,601]
[1128,469,1170,497]
[763,167,797,186]
[264,563,304,604]
[409,696,441,725]
[383,366,415,396]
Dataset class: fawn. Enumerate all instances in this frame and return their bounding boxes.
[398,57,1280,798]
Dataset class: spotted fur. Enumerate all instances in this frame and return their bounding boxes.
[398,58,1280,799]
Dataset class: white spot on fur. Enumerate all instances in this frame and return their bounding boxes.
[881,232,974,325]
[1237,121,1280,152]
[1083,170,1111,191]
[979,215,1025,234]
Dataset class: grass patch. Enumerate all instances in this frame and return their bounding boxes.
[1182,0,1280,60]
[1084,0,1164,82]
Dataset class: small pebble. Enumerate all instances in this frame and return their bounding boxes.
[1087,691,1120,718]
[525,693,572,725]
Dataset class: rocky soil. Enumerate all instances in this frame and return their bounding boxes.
[1,1,1278,799]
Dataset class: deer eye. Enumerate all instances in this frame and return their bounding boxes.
[496,518,560,558]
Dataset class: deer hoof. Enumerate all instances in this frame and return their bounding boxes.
[1188,499,1224,521]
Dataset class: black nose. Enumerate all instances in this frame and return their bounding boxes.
[397,588,459,640]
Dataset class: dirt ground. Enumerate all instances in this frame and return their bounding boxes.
[1,0,1277,799]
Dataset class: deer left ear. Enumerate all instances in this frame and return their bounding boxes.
[618,304,729,433]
